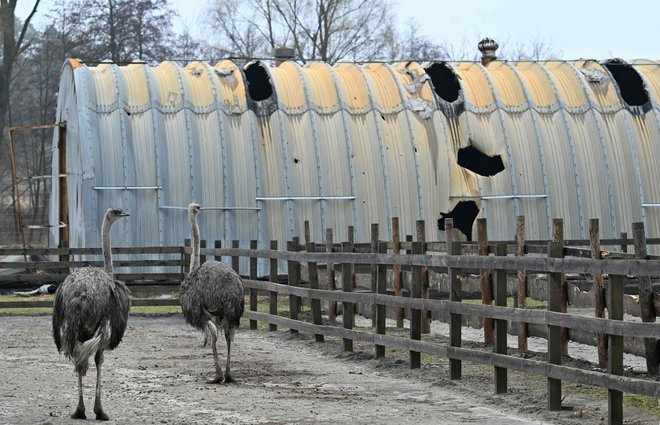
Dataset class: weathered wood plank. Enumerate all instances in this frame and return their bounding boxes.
[494,243,507,394]
[249,240,258,331]
[375,242,387,359]
[242,279,660,338]
[632,222,659,376]
[517,216,527,354]
[0,259,187,269]
[547,240,563,411]
[449,239,462,380]
[269,240,278,332]
[410,241,422,369]
[392,217,403,327]
[590,218,608,369]
[608,274,625,424]
[478,218,493,345]
[342,241,354,351]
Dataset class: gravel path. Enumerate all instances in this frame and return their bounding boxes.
[0,315,655,424]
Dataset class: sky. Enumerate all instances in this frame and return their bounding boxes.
[15,0,660,61]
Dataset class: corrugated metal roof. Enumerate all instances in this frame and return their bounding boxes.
[50,57,660,263]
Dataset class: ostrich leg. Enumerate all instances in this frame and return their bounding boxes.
[206,322,224,384]
[71,374,86,419]
[224,331,235,383]
[93,350,109,421]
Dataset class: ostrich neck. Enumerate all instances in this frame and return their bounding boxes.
[190,214,200,272]
[102,218,114,277]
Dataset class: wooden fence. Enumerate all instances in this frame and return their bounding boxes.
[1,217,659,424]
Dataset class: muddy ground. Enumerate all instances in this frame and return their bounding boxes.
[0,314,657,425]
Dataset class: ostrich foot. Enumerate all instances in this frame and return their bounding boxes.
[223,373,236,384]
[207,375,224,384]
[71,408,86,420]
[95,410,109,421]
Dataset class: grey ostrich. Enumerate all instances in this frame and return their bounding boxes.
[52,208,130,421]
[180,203,245,384]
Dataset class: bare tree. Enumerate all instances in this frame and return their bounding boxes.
[497,35,561,61]
[70,0,176,63]
[0,0,41,246]
[1,0,41,142]
[208,0,395,63]
[387,18,453,62]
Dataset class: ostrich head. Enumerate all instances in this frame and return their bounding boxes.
[188,203,202,218]
[104,208,130,224]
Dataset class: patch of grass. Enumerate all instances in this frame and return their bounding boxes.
[463,297,548,308]
[421,353,447,364]
[0,293,54,302]
[623,394,660,415]
[563,382,660,416]
[0,307,53,315]
[130,305,181,315]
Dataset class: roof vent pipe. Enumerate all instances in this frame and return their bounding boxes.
[273,44,295,66]
[478,37,499,66]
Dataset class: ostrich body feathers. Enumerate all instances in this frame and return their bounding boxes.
[180,260,244,336]
[52,267,130,375]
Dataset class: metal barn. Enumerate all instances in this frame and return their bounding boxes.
[48,48,660,255]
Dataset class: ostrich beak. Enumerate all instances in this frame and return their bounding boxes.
[120,212,130,217]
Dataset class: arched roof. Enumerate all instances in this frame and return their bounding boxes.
[49,57,660,255]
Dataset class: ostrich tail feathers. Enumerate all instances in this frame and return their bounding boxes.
[73,321,108,375]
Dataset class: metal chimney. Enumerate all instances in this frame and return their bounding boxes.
[478,38,499,66]
[273,44,295,66]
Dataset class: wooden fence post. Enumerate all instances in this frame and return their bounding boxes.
[494,243,508,394]
[552,219,568,356]
[305,222,324,343]
[516,216,527,354]
[326,228,337,324]
[416,220,431,334]
[371,223,379,328]
[410,241,422,369]
[249,240,258,330]
[349,226,356,291]
[590,218,607,368]
[214,240,222,263]
[620,232,628,253]
[59,240,70,276]
[287,238,300,333]
[184,238,191,274]
[547,240,563,411]
[231,240,239,273]
[632,222,659,375]
[269,240,278,332]
[375,241,387,359]
[608,274,624,424]
[199,239,206,265]
[392,217,403,327]
[342,241,354,352]
[478,218,493,345]
[449,238,462,380]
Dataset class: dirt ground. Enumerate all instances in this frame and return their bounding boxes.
[0,314,657,425]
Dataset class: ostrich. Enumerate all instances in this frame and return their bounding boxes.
[52,208,130,421]
[180,203,244,384]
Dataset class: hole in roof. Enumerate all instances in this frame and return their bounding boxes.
[424,62,461,103]
[603,59,649,107]
[244,62,273,102]
[437,201,479,241]
[457,145,505,177]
